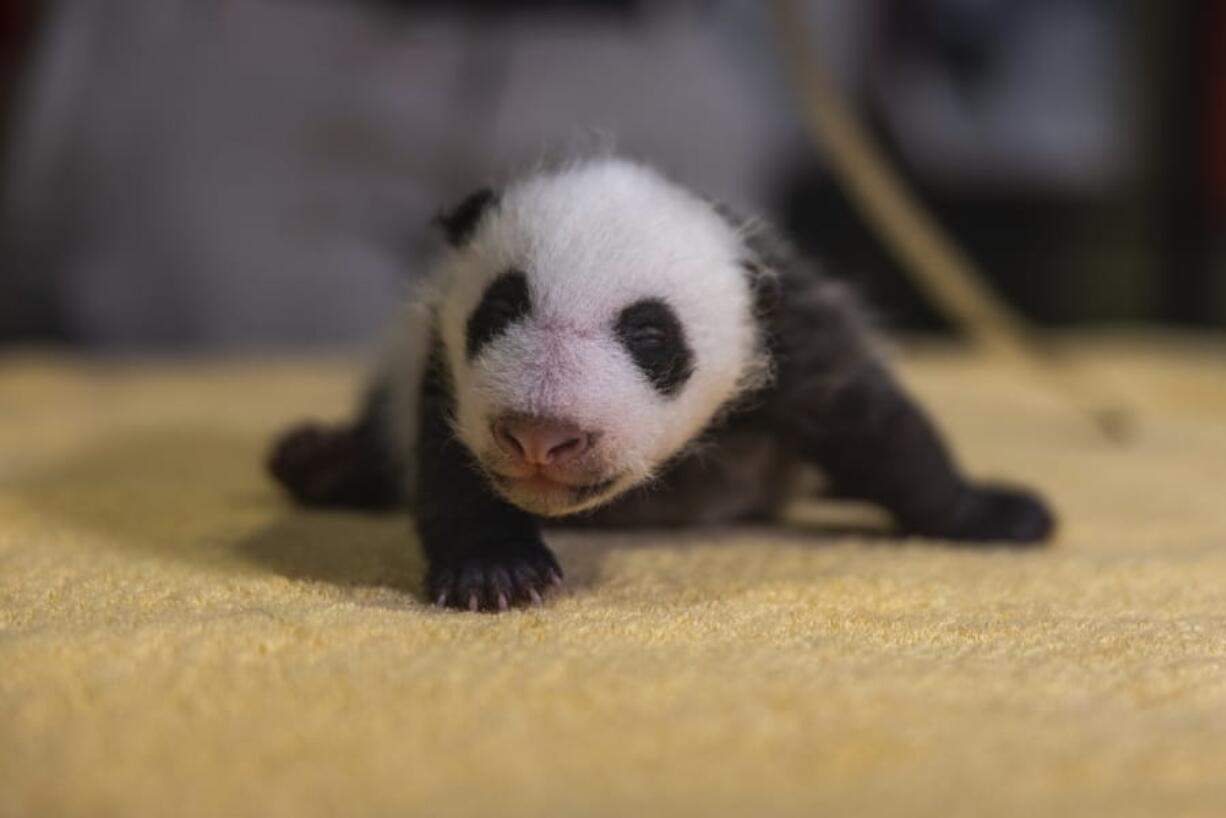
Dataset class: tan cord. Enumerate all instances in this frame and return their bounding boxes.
[767,0,1132,442]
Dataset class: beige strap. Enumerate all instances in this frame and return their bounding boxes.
[767,0,1131,442]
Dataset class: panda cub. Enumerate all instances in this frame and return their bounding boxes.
[269,157,1054,612]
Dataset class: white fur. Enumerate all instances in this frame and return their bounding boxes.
[382,158,769,514]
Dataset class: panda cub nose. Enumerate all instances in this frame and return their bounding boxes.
[492,416,592,466]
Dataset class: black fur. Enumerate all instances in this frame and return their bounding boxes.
[614,298,694,397]
[739,218,1053,543]
[435,187,498,247]
[466,269,532,360]
[267,386,400,510]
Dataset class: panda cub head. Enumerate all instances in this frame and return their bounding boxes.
[432,158,770,517]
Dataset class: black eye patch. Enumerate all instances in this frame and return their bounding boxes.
[466,269,531,360]
[614,298,694,397]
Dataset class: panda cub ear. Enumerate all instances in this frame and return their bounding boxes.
[434,187,499,247]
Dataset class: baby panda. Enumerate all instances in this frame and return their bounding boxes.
[269,157,1055,612]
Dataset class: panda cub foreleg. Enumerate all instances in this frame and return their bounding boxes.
[414,349,563,612]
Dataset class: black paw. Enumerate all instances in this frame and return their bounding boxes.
[268,423,397,509]
[427,541,563,613]
[941,484,1056,545]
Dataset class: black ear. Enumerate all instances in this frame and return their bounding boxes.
[435,187,499,247]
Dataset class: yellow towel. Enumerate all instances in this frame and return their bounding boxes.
[3,335,1225,818]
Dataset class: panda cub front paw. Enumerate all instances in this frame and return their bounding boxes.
[427,541,564,612]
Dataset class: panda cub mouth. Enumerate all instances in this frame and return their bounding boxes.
[488,468,622,515]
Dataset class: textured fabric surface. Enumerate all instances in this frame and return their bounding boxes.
[2,337,1225,818]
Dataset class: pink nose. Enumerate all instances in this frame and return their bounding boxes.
[492,416,592,466]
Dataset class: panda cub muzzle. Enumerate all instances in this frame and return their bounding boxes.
[485,414,618,514]
[491,415,593,469]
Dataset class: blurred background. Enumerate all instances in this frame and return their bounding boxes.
[1,0,1224,350]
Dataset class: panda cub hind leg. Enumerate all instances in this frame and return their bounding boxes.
[267,389,402,511]
[766,279,1055,545]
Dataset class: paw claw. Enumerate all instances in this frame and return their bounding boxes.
[427,541,563,613]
